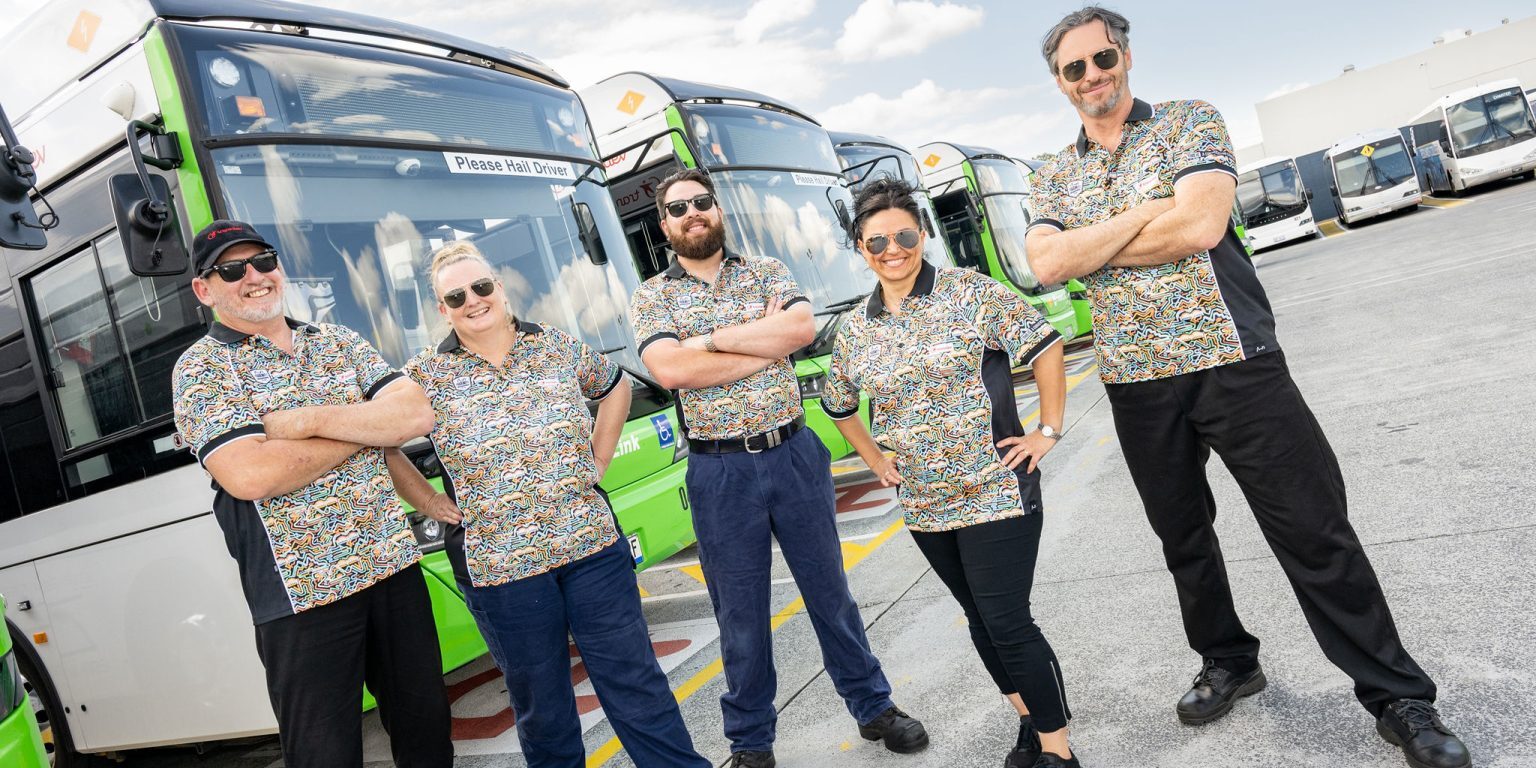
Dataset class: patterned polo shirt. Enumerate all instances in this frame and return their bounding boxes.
[172,319,421,625]
[629,251,808,440]
[404,320,623,588]
[823,262,1061,532]
[1028,98,1279,385]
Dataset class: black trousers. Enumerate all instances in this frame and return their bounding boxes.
[253,563,453,768]
[909,492,1072,733]
[1104,351,1435,716]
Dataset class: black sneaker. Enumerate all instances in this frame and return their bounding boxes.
[858,705,930,753]
[1376,699,1471,768]
[1176,658,1267,725]
[726,750,776,768]
[1031,752,1082,768]
[1003,714,1041,767]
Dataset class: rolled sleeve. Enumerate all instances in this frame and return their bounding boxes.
[974,276,1058,365]
[1171,100,1236,182]
[553,327,624,400]
[1028,166,1068,233]
[629,283,679,355]
[172,347,265,466]
[757,257,808,308]
[331,325,402,399]
[822,336,861,420]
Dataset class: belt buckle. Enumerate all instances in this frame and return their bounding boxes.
[746,428,783,454]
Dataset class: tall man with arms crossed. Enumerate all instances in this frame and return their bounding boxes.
[1023,9,1469,768]
[172,220,452,767]
[630,170,927,768]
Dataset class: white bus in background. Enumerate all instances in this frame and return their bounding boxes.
[1326,129,1422,225]
[1236,156,1317,251]
[1406,78,1536,195]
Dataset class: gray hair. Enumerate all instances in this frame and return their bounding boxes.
[1041,6,1131,74]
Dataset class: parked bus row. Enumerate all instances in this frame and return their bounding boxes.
[1238,78,1536,252]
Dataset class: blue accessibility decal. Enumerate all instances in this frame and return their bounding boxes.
[651,413,675,448]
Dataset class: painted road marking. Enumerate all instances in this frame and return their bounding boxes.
[1318,219,1348,238]
[1419,196,1469,209]
[1271,248,1523,311]
[585,364,1100,767]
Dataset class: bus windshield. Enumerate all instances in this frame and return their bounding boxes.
[687,104,842,174]
[1446,87,1536,158]
[709,169,868,311]
[971,159,1042,291]
[1333,139,1416,198]
[836,146,955,268]
[1237,162,1306,225]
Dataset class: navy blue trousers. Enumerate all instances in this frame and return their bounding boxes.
[687,426,894,752]
[465,540,708,768]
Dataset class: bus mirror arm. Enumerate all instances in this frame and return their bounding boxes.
[125,120,182,226]
[113,120,190,277]
[0,100,55,250]
[597,127,691,181]
[825,187,854,241]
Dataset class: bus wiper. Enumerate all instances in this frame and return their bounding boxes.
[816,294,868,316]
[801,294,866,358]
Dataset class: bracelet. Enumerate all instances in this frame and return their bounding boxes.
[703,332,718,353]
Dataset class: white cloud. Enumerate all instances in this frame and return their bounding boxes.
[735,0,817,44]
[835,0,983,63]
[818,79,1077,159]
[1262,82,1311,101]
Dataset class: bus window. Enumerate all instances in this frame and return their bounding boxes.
[624,213,671,280]
[932,192,983,271]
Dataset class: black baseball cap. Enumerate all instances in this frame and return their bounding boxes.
[192,220,275,275]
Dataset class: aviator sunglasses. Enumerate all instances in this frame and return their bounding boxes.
[201,249,280,282]
[664,194,716,218]
[442,278,496,309]
[1059,47,1120,83]
[863,228,921,255]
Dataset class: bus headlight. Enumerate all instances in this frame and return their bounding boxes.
[799,374,826,399]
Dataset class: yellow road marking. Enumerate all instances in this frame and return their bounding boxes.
[636,584,651,598]
[678,563,708,585]
[587,366,1098,766]
[1318,219,1348,237]
[1419,196,1467,209]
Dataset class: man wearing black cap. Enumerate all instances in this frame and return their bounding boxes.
[171,220,452,767]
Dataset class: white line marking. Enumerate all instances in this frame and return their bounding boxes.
[1272,251,1522,311]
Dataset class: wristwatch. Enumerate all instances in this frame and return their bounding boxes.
[702,332,719,353]
[1039,424,1063,441]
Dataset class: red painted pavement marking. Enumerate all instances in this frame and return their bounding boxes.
[835,479,890,514]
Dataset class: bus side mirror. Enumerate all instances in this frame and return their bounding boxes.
[920,207,937,237]
[0,102,49,250]
[1305,189,1314,201]
[966,189,985,224]
[111,173,190,276]
[571,200,608,266]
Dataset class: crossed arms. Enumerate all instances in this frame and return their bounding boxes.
[1025,171,1237,286]
[640,297,815,390]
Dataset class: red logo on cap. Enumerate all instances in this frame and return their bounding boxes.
[207,226,244,240]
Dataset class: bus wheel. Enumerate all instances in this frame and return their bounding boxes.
[7,625,97,767]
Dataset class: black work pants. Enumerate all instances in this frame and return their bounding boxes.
[909,492,1072,733]
[253,563,453,768]
[1104,351,1435,716]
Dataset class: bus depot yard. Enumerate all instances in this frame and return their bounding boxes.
[108,173,1536,768]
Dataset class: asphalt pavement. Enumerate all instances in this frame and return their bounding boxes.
[121,178,1536,768]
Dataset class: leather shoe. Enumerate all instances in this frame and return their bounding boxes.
[859,705,930,753]
[726,750,776,768]
[1031,752,1082,767]
[1376,699,1471,768]
[1003,714,1040,767]
[1176,659,1267,725]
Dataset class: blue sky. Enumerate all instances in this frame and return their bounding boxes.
[3,0,1532,157]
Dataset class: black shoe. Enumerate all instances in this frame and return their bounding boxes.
[858,705,930,753]
[1176,658,1267,725]
[1031,752,1082,768]
[1003,715,1041,767]
[1376,699,1471,768]
[726,750,776,768]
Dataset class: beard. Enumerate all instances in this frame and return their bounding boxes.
[670,217,726,261]
[216,284,286,324]
[1074,75,1129,118]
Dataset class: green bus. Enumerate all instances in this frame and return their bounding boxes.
[583,74,872,459]
[829,131,957,269]
[0,595,48,768]
[916,142,1080,339]
[0,0,693,761]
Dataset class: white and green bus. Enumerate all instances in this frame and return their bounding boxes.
[0,0,696,761]
[828,130,955,269]
[916,142,1079,340]
[582,74,871,458]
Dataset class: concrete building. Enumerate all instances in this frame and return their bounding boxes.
[1235,15,1536,224]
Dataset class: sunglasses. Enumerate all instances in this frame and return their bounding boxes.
[664,194,716,218]
[863,228,921,255]
[201,250,280,282]
[441,278,496,309]
[1059,47,1120,83]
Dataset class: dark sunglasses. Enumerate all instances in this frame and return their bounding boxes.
[201,250,280,282]
[1059,47,1120,83]
[441,278,496,309]
[863,228,921,255]
[664,194,716,218]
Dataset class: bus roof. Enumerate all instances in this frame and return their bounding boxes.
[1409,77,1525,124]
[1,0,564,120]
[1326,128,1406,158]
[584,72,817,139]
[914,141,1011,176]
[1236,156,1296,175]
[828,130,911,154]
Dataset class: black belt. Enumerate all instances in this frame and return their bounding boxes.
[688,417,805,455]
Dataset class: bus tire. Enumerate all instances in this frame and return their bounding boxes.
[5,622,100,767]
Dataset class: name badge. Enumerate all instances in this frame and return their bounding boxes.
[1134,175,1160,195]
[1066,178,1084,197]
